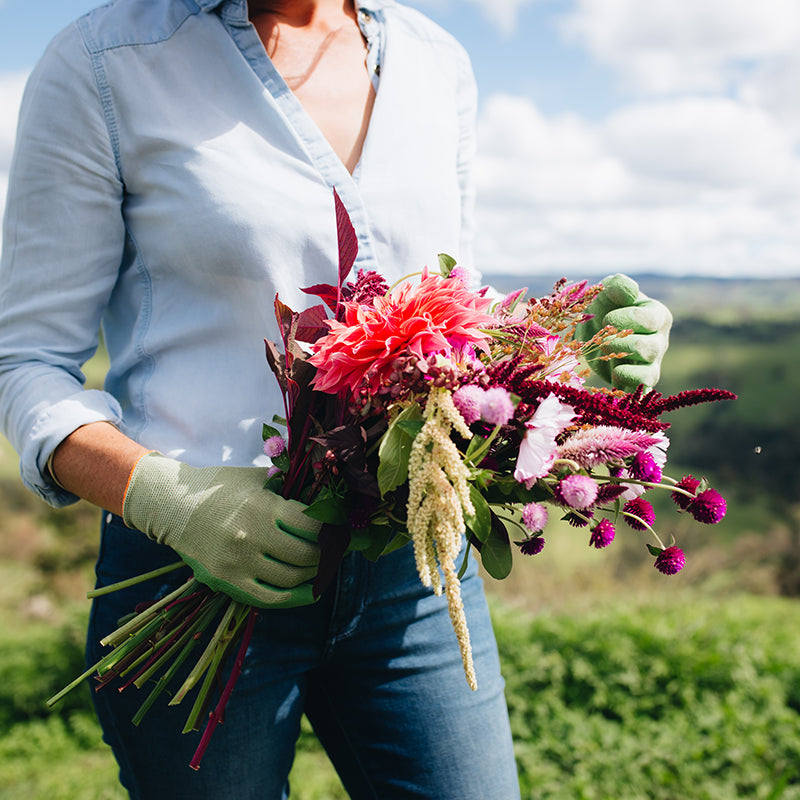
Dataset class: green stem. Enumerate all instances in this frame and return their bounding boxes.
[87,561,185,598]
[169,597,236,707]
[100,577,198,648]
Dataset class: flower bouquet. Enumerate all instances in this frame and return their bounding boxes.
[47,191,735,768]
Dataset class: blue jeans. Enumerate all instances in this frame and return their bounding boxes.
[87,515,521,799]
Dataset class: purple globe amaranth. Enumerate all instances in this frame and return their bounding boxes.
[519,535,545,556]
[629,450,663,483]
[654,546,685,575]
[589,518,616,549]
[623,497,655,530]
[689,488,727,524]
[555,474,599,510]
[564,510,594,528]
[672,474,701,510]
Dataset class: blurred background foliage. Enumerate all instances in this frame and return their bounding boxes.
[1,275,798,799]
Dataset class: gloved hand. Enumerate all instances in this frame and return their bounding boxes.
[577,273,672,392]
[122,452,321,608]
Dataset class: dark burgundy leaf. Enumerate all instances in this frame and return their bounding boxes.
[301,284,340,313]
[334,188,358,290]
[312,523,351,599]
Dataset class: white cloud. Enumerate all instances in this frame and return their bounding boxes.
[560,0,800,94]
[473,92,800,277]
[0,72,28,254]
[0,71,27,170]
[405,0,543,37]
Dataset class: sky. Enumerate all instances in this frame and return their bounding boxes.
[1,0,800,279]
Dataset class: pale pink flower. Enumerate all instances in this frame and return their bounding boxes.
[309,270,494,395]
[535,335,584,386]
[514,394,576,488]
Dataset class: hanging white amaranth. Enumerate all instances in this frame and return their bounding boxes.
[406,387,477,690]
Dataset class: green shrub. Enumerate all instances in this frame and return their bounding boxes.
[495,596,800,799]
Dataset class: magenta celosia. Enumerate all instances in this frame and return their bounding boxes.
[557,426,660,469]
[522,502,548,533]
[689,488,727,524]
[623,497,655,530]
[556,474,598,510]
[310,271,494,395]
[589,518,616,549]
[654,546,686,575]
[672,474,701,510]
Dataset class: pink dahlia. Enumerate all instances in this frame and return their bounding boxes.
[310,271,494,395]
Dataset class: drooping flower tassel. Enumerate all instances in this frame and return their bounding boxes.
[407,387,477,690]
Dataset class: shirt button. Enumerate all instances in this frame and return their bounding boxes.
[360,10,371,22]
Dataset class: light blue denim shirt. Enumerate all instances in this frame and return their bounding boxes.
[0,0,477,506]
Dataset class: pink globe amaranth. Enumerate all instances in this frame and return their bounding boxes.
[555,474,599,511]
[522,502,548,533]
[589,518,616,549]
[689,488,727,524]
[452,385,484,425]
[480,387,515,426]
[263,435,286,458]
[623,497,655,530]
[654,546,685,575]
[672,474,701,510]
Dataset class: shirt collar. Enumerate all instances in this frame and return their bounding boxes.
[194,0,393,14]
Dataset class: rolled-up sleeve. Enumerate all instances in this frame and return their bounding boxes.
[0,23,125,506]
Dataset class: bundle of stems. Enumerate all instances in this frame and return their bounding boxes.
[47,562,257,770]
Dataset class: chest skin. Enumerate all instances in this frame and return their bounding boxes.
[250,6,376,175]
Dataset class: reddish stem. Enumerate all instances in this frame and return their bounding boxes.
[189,609,258,771]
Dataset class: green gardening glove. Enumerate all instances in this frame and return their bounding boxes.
[577,273,672,392]
[122,453,321,608]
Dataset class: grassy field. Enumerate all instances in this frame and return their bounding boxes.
[1,278,798,798]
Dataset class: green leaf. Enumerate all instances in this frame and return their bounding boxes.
[437,253,457,277]
[303,496,348,525]
[271,451,290,472]
[465,485,492,543]
[377,403,423,497]
[646,543,663,558]
[396,419,424,438]
[262,423,282,440]
[479,512,513,580]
